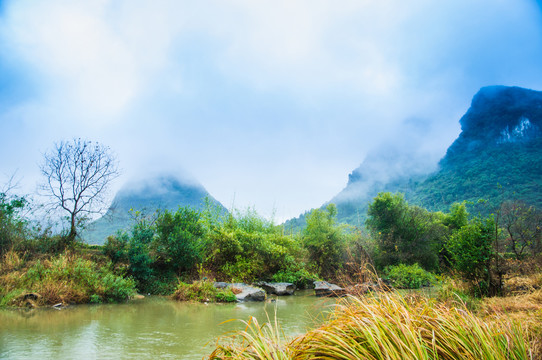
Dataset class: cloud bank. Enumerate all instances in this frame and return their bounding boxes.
[0,0,541,221]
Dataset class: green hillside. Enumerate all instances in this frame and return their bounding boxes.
[83,175,227,245]
[410,86,542,212]
[286,86,542,230]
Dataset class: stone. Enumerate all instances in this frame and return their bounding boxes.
[231,283,266,302]
[259,282,296,296]
[313,281,346,297]
[213,282,230,289]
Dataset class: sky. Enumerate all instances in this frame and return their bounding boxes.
[0,0,541,222]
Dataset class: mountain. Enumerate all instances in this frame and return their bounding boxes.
[83,174,227,245]
[408,86,542,211]
[286,85,542,230]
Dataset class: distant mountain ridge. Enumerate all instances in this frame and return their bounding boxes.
[83,174,227,245]
[286,85,542,230]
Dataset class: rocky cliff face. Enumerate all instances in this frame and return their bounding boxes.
[443,86,542,163]
[413,86,542,212]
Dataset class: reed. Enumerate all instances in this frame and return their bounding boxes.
[209,310,294,359]
[209,292,536,360]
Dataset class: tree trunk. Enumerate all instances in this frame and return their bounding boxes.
[66,213,77,248]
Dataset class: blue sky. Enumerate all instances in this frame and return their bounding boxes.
[0,0,541,221]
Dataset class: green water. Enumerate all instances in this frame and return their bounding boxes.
[0,291,334,359]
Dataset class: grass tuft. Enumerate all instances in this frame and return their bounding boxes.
[209,292,536,360]
[172,279,237,303]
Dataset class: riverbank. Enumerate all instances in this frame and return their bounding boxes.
[0,250,136,307]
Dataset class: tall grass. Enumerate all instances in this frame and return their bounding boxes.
[209,309,293,360]
[0,251,136,306]
[209,292,536,360]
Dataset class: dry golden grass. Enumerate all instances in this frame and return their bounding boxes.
[504,273,542,295]
[209,292,537,360]
[0,250,24,273]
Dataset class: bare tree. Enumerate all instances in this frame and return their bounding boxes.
[41,138,119,245]
[500,200,542,258]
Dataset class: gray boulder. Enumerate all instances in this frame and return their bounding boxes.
[231,283,267,302]
[213,282,230,289]
[259,282,296,296]
[314,281,346,297]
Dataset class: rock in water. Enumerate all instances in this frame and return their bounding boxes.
[231,283,266,302]
[314,281,346,297]
[259,282,296,296]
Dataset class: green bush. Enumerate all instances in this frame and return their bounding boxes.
[153,207,205,274]
[1,252,136,306]
[204,208,301,282]
[103,234,129,264]
[384,263,435,289]
[366,193,440,271]
[303,204,348,278]
[272,267,319,289]
[0,193,27,255]
[172,280,236,303]
[447,216,496,296]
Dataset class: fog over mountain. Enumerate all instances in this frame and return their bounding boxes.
[1,1,542,223]
[85,173,226,245]
[289,85,542,229]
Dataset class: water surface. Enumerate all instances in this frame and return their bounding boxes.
[0,290,334,359]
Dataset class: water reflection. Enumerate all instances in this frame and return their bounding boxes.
[0,290,334,360]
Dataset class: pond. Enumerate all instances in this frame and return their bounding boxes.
[0,290,335,359]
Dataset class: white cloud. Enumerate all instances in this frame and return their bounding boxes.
[0,0,541,220]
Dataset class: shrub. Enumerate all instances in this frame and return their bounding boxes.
[103,234,129,264]
[153,207,205,274]
[172,280,236,303]
[0,193,27,255]
[0,252,136,306]
[204,208,301,282]
[271,268,319,289]
[303,204,348,278]
[366,192,441,271]
[447,216,497,296]
[384,263,435,289]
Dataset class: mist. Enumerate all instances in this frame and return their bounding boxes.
[1,0,541,222]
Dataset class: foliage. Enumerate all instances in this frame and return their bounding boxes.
[0,192,27,255]
[302,204,347,278]
[204,208,300,283]
[126,219,155,290]
[384,263,435,289]
[366,192,440,270]
[153,207,205,274]
[447,216,496,297]
[103,207,205,293]
[103,206,307,293]
[0,252,135,306]
[172,279,236,303]
[499,200,542,258]
[103,234,129,264]
[271,267,319,289]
